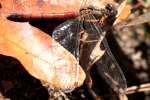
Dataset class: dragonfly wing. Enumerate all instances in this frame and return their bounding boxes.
[96,38,127,94]
[52,19,82,60]
[79,5,127,94]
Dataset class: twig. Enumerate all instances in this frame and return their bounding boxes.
[126,83,150,94]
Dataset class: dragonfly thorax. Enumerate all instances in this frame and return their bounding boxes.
[79,4,117,28]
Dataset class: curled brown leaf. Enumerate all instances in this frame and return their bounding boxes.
[0,15,85,91]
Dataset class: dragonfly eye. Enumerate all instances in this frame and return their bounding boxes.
[105,4,117,16]
[105,4,113,10]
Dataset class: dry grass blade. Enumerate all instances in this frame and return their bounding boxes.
[114,0,131,25]
[119,94,128,100]
[126,83,150,94]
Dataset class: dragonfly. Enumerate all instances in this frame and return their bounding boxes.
[1,0,149,96]
[52,0,127,95]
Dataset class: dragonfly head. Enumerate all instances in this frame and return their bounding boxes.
[105,4,117,17]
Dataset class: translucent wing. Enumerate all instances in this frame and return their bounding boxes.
[52,0,98,62]
[53,2,126,93]
[78,8,106,70]
[52,19,81,60]
[79,3,127,94]
[96,38,127,94]
[53,0,127,95]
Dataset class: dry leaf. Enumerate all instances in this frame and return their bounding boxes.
[0,15,85,91]
[114,0,131,25]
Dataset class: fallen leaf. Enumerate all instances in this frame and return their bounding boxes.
[0,14,85,91]
[114,0,131,25]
